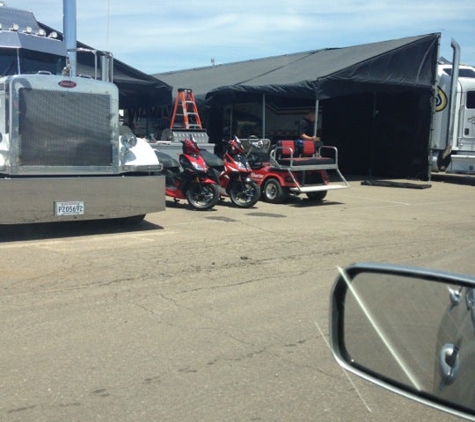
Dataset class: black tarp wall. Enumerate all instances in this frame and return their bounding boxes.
[200,33,440,179]
[322,90,432,179]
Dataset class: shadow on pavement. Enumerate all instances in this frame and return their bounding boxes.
[0,218,163,243]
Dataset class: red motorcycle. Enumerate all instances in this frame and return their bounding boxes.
[205,137,261,208]
[156,137,219,211]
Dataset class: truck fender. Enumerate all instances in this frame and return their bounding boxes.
[124,137,160,167]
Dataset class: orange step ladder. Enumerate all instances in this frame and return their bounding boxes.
[169,88,203,130]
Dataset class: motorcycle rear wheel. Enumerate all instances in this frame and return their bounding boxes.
[229,179,261,208]
[186,182,220,210]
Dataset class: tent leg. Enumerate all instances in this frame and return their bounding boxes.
[262,93,266,138]
[313,99,319,136]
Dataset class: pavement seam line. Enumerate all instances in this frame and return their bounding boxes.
[314,320,373,413]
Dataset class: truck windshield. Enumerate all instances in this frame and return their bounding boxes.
[0,48,66,76]
[443,68,475,78]
[467,91,475,109]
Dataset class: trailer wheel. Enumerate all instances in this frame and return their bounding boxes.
[306,191,327,201]
[263,178,285,203]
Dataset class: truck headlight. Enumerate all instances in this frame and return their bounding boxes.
[120,132,137,149]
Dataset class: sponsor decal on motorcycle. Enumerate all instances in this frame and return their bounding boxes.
[251,173,264,179]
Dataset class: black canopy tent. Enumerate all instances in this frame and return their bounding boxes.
[204,33,440,179]
[205,33,439,103]
[38,23,173,110]
[74,55,172,109]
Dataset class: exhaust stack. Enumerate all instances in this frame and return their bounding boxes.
[63,0,77,77]
[446,39,461,149]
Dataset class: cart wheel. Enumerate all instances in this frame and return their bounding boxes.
[263,178,285,203]
[306,191,327,201]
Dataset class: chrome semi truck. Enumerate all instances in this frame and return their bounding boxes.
[0,2,165,224]
[431,40,475,174]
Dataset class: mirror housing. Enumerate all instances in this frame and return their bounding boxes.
[330,263,475,421]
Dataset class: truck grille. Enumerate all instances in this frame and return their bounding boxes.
[18,88,113,166]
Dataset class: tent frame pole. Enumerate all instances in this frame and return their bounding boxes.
[313,99,319,136]
[262,94,266,138]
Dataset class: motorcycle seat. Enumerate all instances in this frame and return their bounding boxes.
[154,151,180,169]
[200,150,224,168]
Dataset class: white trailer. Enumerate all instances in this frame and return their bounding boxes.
[431,41,475,174]
[0,2,165,224]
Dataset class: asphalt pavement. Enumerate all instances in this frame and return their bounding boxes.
[1,175,474,422]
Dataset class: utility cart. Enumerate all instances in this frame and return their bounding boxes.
[247,139,350,203]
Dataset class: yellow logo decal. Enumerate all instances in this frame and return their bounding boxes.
[435,86,447,112]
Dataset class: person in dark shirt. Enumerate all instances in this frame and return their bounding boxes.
[297,109,320,142]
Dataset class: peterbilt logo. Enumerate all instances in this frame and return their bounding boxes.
[58,80,77,88]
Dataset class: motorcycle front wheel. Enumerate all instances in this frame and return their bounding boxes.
[186,182,220,211]
[229,179,261,208]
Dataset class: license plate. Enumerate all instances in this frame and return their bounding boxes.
[55,201,85,216]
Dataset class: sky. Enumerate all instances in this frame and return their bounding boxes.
[8,0,475,75]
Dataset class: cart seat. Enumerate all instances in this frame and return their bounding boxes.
[275,140,335,166]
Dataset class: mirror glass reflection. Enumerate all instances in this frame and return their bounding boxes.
[343,271,475,412]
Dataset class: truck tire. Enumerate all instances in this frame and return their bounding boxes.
[118,214,146,225]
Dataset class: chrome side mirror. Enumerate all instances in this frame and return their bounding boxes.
[330,263,475,421]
